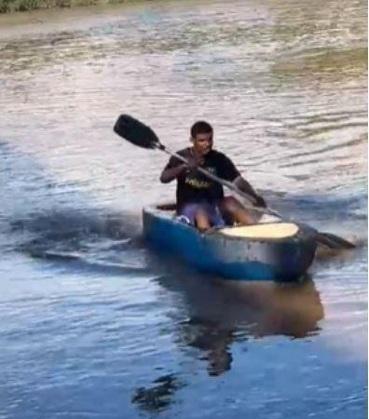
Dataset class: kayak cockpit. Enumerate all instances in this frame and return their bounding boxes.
[153,203,299,240]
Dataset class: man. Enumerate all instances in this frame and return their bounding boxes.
[160,121,266,231]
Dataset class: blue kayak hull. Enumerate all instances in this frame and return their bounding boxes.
[143,206,317,282]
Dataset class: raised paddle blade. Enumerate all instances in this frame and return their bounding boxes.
[113,114,163,150]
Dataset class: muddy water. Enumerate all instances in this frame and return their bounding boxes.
[0,1,367,418]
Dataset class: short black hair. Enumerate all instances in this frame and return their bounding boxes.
[191,121,213,138]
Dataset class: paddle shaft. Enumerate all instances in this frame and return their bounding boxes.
[157,144,281,218]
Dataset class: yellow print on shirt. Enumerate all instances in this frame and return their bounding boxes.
[184,166,216,189]
[185,177,211,189]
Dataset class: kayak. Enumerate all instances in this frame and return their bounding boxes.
[143,204,318,282]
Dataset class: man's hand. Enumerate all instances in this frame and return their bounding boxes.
[160,154,205,183]
[254,195,267,208]
[186,155,204,173]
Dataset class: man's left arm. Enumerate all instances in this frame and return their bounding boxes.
[233,176,266,208]
[220,154,267,208]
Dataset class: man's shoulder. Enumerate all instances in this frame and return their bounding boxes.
[175,147,191,156]
[209,149,232,161]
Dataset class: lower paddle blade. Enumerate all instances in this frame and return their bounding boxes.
[317,232,356,250]
[113,114,161,150]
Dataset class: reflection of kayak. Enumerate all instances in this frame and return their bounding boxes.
[155,274,324,376]
[143,204,318,282]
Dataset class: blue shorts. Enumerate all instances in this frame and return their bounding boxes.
[178,202,225,227]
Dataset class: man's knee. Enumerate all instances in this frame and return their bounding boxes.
[195,210,211,231]
[220,196,241,212]
[220,196,255,225]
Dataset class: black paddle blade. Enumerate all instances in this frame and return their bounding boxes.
[113,114,162,150]
[316,232,356,250]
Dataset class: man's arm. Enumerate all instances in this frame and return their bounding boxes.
[219,154,267,208]
[234,176,267,207]
[160,164,187,183]
[160,152,204,183]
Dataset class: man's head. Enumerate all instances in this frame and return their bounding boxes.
[190,121,213,156]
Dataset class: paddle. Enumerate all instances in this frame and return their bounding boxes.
[113,114,355,250]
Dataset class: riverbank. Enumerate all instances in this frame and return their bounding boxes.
[0,0,145,14]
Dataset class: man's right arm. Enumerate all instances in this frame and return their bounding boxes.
[160,163,187,183]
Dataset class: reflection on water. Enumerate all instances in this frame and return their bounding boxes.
[132,374,185,413]
[158,275,324,377]
[183,316,234,377]
[131,275,324,413]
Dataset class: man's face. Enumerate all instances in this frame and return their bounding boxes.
[192,132,213,156]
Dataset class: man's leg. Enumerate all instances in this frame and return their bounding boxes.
[197,203,227,231]
[195,209,211,232]
[179,203,211,231]
[219,196,256,225]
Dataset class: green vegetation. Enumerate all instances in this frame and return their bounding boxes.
[0,0,134,13]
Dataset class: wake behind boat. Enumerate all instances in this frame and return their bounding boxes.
[143,204,318,282]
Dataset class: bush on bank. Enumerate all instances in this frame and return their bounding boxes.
[0,0,125,13]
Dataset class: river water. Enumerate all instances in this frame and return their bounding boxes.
[0,0,367,418]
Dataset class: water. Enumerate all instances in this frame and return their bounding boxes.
[0,0,367,418]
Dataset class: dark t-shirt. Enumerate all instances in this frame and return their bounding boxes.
[164,148,240,211]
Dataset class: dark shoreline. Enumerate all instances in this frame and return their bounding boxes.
[0,0,147,14]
